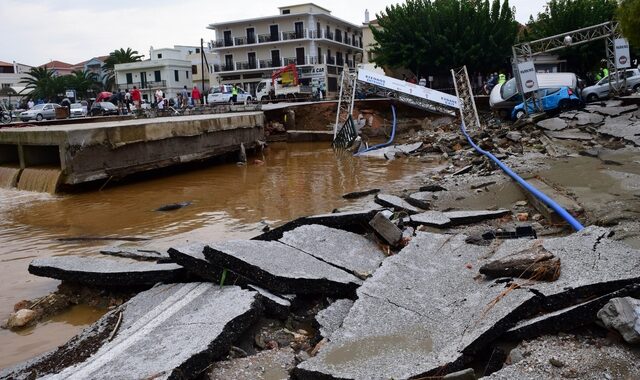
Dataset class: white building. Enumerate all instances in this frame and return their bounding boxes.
[114,47,193,102]
[174,44,217,95]
[207,3,364,96]
[0,61,33,106]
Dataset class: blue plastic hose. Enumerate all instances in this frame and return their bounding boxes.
[354,105,397,155]
[460,121,584,231]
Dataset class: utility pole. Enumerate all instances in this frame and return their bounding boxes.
[200,38,205,104]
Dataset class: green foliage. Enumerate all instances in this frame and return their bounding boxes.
[618,0,640,47]
[19,67,65,101]
[370,0,518,76]
[103,48,143,91]
[20,67,102,102]
[525,0,618,75]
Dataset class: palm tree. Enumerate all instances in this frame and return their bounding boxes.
[19,67,63,101]
[103,48,144,91]
[67,70,102,100]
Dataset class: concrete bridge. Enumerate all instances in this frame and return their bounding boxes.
[0,113,264,191]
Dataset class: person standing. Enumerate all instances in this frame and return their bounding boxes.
[498,72,506,85]
[124,89,131,113]
[192,86,201,106]
[27,99,34,109]
[231,84,238,103]
[131,86,141,110]
[180,85,189,107]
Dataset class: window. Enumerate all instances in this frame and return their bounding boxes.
[192,65,198,75]
[174,70,179,81]
[1,83,10,88]
[196,48,200,54]
[282,9,290,14]
[186,71,189,79]
[126,73,133,84]
[157,53,162,59]
[154,70,161,82]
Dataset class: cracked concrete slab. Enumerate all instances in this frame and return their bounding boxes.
[208,347,296,380]
[295,227,640,379]
[6,284,261,380]
[205,240,362,297]
[574,112,605,126]
[280,225,385,278]
[536,118,568,131]
[374,194,423,214]
[598,114,640,146]
[28,255,186,287]
[585,104,638,117]
[545,130,594,140]
[168,242,228,282]
[406,191,432,209]
[253,209,381,241]
[316,299,354,339]
[409,209,510,228]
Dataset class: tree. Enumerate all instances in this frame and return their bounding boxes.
[103,48,143,91]
[370,0,518,78]
[19,67,66,101]
[66,70,102,100]
[525,0,618,76]
[618,0,640,47]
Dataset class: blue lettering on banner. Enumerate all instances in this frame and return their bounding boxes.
[364,74,385,87]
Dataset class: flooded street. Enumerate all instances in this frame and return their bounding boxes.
[0,142,443,369]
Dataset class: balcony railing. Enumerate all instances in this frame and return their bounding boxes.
[345,37,352,46]
[336,58,344,66]
[308,55,321,64]
[214,64,235,72]
[282,30,306,40]
[223,39,233,47]
[283,57,297,65]
[326,56,335,65]
[258,33,279,43]
[212,52,352,72]
[121,80,166,90]
[234,37,247,46]
[247,36,256,44]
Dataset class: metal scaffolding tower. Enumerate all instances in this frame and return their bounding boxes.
[451,66,481,132]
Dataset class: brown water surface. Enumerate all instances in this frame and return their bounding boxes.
[0,142,444,369]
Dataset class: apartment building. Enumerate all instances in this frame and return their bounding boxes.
[207,3,364,96]
[174,45,217,94]
[114,47,192,101]
[0,61,33,105]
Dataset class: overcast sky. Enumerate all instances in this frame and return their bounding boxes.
[1,0,547,66]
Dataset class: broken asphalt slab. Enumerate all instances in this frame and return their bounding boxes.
[252,209,381,241]
[406,191,432,209]
[585,104,638,117]
[374,193,423,214]
[409,209,510,228]
[536,118,568,131]
[544,130,594,141]
[168,242,229,283]
[100,246,170,261]
[279,224,385,278]
[2,284,261,380]
[355,142,423,159]
[204,240,362,297]
[316,299,354,339]
[28,255,186,287]
[598,113,640,146]
[208,347,296,380]
[295,227,640,379]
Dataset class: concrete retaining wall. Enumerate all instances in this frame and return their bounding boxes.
[0,112,264,187]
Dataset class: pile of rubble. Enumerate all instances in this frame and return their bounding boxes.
[1,187,639,379]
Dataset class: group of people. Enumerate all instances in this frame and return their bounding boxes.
[402,74,430,87]
[109,85,204,114]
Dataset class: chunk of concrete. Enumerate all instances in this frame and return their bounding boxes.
[598,114,640,146]
[537,118,568,131]
[168,242,229,282]
[445,209,511,225]
[28,256,186,287]
[544,130,594,140]
[574,112,605,126]
[253,209,381,241]
[248,284,292,319]
[409,211,452,227]
[369,211,403,246]
[4,284,261,380]
[295,227,640,379]
[204,240,362,297]
[100,246,169,261]
[586,104,638,117]
[375,193,422,214]
[5,309,37,329]
[208,347,296,380]
[406,191,432,209]
[597,296,640,344]
[316,299,355,339]
[280,224,385,278]
[356,142,423,159]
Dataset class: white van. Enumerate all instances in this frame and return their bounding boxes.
[490,72,579,112]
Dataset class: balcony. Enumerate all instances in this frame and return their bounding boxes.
[282,30,306,40]
[121,80,166,90]
[326,56,335,65]
[345,37,352,46]
[259,59,283,68]
[223,39,234,47]
[308,55,322,64]
[336,58,344,66]
[235,61,259,70]
[213,64,235,72]
[258,33,279,43]
[234,37,247,46]
[247,36,256,44]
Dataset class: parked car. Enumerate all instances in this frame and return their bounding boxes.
[90,102,118,116]
[207,85,252,104]
[490,73,578,115]
[69,102,87,118]
[581,68,640,102]
[512,87,581,119]
[19,103,60,121]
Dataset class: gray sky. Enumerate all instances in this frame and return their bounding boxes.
[1,0,547,66]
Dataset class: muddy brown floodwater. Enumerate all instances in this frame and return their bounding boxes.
[0,142,446,369]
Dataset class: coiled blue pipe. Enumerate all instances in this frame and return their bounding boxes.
[460,121,584,231]
[354,105,397,155]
